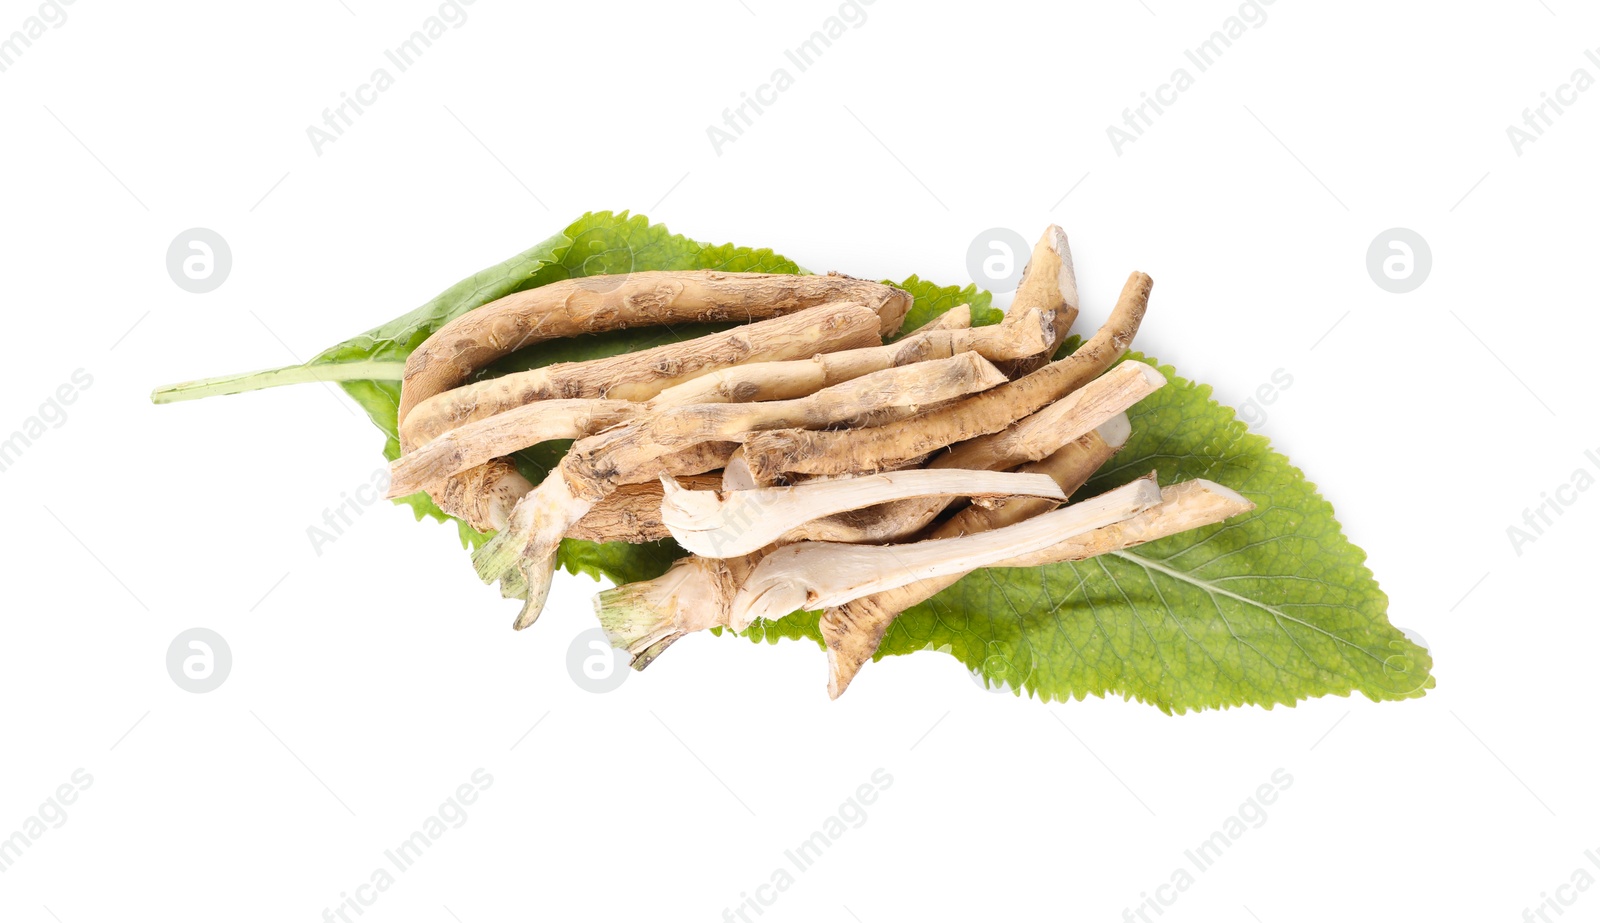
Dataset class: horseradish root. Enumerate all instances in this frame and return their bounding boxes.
[726,475,1163,631]
[660,469,1068,558]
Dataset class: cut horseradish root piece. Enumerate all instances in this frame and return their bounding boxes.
[996,225,1078,379]
[659,469,1068,559]
[994,479,1254,568]
[720,448,758,492]
[725,473,1165,632]
[822,475,1253,699]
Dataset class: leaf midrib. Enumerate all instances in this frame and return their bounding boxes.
[1108,550,1391,669]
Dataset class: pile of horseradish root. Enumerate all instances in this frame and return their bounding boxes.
[379,227,1252,698]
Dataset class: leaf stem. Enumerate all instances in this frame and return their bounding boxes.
[150,360,407,404]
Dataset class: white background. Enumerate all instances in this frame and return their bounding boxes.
[2,1,1597,920]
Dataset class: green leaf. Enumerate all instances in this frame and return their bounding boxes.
[745,352,1433,712]
[893,276,1003,335]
